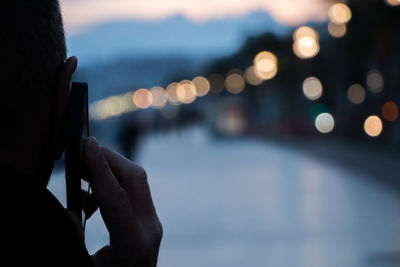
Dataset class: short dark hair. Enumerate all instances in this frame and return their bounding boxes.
[0,1,66,142]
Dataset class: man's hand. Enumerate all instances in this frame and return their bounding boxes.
[83,137,162,267]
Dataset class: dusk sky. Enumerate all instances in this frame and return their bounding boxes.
[61,0,333,35]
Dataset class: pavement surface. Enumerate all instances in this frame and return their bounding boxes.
[48,126,400,267]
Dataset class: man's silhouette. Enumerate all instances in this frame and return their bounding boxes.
[0,1,162,266]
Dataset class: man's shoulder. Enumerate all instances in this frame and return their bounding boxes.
[1,167,92,266]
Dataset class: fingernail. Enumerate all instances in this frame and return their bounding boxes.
[85,136,100,157]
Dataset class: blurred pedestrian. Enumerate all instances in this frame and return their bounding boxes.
[118,115,143,161]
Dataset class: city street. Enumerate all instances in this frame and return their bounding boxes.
[49,127,400,267]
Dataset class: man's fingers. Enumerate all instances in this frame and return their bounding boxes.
[102,147,147,184]
[84,138,162,265]
[102,147,157,218]
[83,137,120,201]
[83,137,141,243]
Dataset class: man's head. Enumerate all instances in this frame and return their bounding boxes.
[0,1,78,185]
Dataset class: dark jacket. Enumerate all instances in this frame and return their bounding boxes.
[2,164,93,266]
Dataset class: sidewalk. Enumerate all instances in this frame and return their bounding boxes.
[48,127,400,267]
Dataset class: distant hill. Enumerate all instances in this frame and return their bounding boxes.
[67,11,288,67]
[73,57,202,101]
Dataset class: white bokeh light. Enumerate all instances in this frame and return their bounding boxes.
[315,113,334,133]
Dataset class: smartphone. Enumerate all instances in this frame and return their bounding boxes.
[64,82,90,225]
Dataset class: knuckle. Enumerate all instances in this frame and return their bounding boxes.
[157,220,163,240]
[152,219,163,241]
[114,187,129,201]
[136,166,148,184]
[141,220,162,252]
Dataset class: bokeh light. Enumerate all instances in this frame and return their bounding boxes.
[166,82,180,105]
[385,0,400,6]
[293,37,320,59]
[216,103,247,136]
[108,97,124,117]
[303,76,323,101]
[254,51,278,80]
[293,26,320,59]
[245,66,264,86]
[216,112,247,136]
[315,113,334,133]
[347,83,366,105]
[176,80,197,104]
[366,69,384,93]
[101,100,117,118]
[89,100,109,120]
[133,88,153,109]
[150,86,167,109]
[89,92,138,120]
[122,92,137,112]
[328,3,352,24]
[225,73,246,94]
[364,115,383,137]
[381,101,399,122]
[192,76,210,97]
[293,26,319,42]
[328,22,347,38]
[208,74,225,94]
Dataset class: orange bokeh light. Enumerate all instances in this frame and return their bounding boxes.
[133,88,153,109]
[176,80,197,104]
[381,101,399,122]
[192,76,210,97]
[364,115,383,137]
[292,26,319,59]
[328,22,346,38]
[385,0,400,6]
[245,66,264,86]
[328,3,352,24]
[253,51,278,80]
[150,86,167,109]
[166,82,180,105]
[225,73,245,94]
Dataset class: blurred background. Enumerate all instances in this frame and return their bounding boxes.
[48,0,400,266]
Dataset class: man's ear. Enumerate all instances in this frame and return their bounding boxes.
[52,56,78,159]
